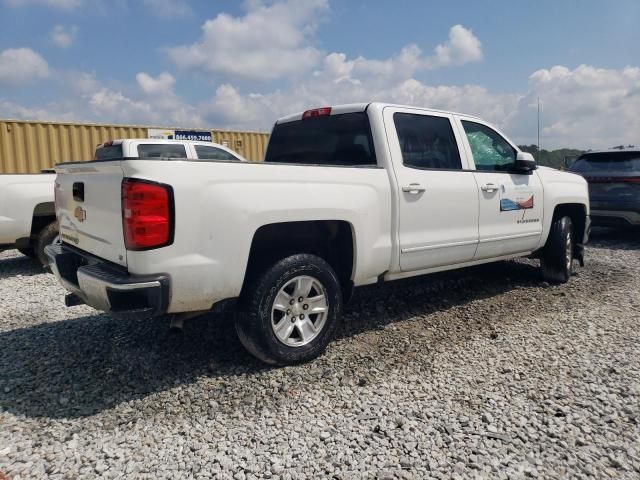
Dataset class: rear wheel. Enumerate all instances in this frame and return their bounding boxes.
[236,254,342,365]
[35,221,59,268]
[541,216,573,283]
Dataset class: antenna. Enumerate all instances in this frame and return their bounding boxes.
[537,97,541,162]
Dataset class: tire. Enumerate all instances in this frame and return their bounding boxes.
[541,216,573,284]
[35,221,59,268]
[236,254,343,365]
[17,247,35,258]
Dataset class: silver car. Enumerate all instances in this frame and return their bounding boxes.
[570,149,640,228]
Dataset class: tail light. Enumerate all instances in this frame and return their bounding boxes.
[619,177,640,184]
[302,107,331,119]
[122,178,174,250]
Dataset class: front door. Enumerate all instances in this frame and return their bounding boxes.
[384,107,480,272]
[458,118,543,259]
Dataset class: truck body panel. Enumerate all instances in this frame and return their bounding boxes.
[0,174,55,247]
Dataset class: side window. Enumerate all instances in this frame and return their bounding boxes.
[461,121,516,172]
[137,144,187,159]
[394,113,462,170]
[194,145,239,161]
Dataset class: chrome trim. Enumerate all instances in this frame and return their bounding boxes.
[401,239,478,254]
[478,232,541,244]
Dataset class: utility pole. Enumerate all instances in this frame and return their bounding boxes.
[537,97,541,162]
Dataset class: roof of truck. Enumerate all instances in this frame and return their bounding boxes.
[579,148,640,155]
[97,139,219,146]
[275,102,482,124]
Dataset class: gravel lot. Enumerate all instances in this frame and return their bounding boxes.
[1,229,639,479]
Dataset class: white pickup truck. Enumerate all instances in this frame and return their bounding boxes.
[0,172,58,265]
[47,103,590,365]
[0,139,245,265]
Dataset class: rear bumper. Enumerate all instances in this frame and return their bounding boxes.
[591,209,640,227]
[45,243,169,318]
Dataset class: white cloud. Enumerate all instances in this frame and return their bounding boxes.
[513,64,640,148]
[426,24,483,68]
[136,71,175,95]
[4,0,82,9]
[0,48,49,85]
[76,72,201,125]
[200,63,640,150]
[50,25,78,48]
[167,4,483,82]
[168,0,329,80]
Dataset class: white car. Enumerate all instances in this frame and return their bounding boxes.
[47,103,590,364]
[0,139,245,265]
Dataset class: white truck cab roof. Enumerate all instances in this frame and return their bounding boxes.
[275,102,483,124]
[95,138,247,162]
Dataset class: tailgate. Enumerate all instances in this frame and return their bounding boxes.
[55,162,127,267]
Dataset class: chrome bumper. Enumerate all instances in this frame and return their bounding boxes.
[45,243,169,317]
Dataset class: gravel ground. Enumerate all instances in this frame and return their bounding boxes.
[1,229,639,479]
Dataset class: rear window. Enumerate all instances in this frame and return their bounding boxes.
[570,152,640,173]
[394,113,462,170]
[194,145,239,161]
[95,144,123,160]
[137,144,187,159]
[264,112,376,166]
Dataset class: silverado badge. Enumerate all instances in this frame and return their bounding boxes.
[74,206,86,222]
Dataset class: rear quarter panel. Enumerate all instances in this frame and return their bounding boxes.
[120,161,393,313]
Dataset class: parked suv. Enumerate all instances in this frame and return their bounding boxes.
[569,149,640,228]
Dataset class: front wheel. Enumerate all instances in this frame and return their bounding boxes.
[541,216,574,283]
[236,254,343,365]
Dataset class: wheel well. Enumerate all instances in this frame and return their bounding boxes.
[30,202,56,239]
[242,220,355,299]
[552,203,587,244]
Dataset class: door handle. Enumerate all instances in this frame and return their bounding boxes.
[402,183,426,194]
[481,183,498,193]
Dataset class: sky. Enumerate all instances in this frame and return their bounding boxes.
[0,0,639,149]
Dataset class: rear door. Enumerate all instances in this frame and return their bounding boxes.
[457,117,543,259]
[384,107,479,271]
[55,162,127,266]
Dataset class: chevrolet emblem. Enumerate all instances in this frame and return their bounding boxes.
[74,206,86,222]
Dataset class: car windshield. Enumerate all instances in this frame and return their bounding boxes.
[570,152,640,173]
[264,112,376,166]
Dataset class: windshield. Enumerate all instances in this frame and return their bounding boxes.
[570,152,640,173]
[264,112,376,166]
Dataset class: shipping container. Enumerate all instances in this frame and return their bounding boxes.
[0,119,270,173]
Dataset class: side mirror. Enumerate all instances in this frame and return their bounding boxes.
[563,155,577,170]
[514,151,537,172]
